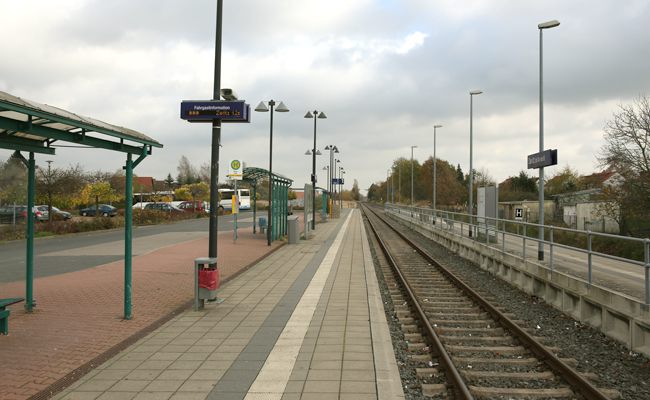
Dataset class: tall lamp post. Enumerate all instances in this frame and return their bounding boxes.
[340,169,345,208]
[538,19,560,261]
[334,159,341,206]
[305,110,327,229]
[386,169,391,203]
[255,100,290,246]
[324,145,339,213]
[469,90,483,237]
[391,168,395,203]
[398,163,401,203]
[410,145,417,206]
[433,125,442,213]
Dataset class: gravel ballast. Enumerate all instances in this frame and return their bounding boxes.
[364,208,650,400]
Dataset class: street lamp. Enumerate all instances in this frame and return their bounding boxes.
[410,145,417,206]
[433,125,442,213]
[335,159,341,209]
[340,169,346,208]
[255,100,290,246]
[305,110,327,229]
[469,90,483,237]
[538,19,560,261]
[386,169,391,203]
[324,145,339,214]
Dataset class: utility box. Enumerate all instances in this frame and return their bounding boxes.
[194,257,218,310]
[259,217,267,233]
[287,216,299,244]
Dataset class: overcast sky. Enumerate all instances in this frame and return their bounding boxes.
[2,0,649,194]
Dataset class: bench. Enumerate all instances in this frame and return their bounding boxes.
[1,297,24,335]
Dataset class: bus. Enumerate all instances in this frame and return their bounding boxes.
[218,188,251,211]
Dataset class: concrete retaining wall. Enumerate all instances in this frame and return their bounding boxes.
[386,209,650,357]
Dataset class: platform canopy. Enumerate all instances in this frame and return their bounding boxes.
[0,90,162,155]
[241,167,293,242]
[0,89,162,320]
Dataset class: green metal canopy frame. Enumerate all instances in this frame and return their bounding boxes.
[0,90,163,319]
[242,167,292,242]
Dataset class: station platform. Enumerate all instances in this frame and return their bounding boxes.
[54,209,404,400]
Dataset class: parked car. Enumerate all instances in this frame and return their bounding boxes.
[0,205,43,224]
[36,205,72,221]
[175,201,208,213]
[143,202,183,213]
[80,204,118,217]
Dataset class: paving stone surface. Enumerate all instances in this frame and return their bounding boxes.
[42,208,402,400]
[0,227,282,400]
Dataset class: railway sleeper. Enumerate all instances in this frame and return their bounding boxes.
[409,354,434,363]
[461,370,556,381]
[468,385,575,399]
[431,319,496,327]
[446,344,562,356]
[401,323,420,333]
[427,311,489,320]
[439,335,514,346]
[407,342,430,353]
[435,326,505,336]
[420,383,447,397]
[454,356,577,368]
[404,333,424,343]
[415,367,440,379]
[423,306,479,313]
[419,296,470,303]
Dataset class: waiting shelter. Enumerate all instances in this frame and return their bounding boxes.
[0,90,162,319]
[241,166,292,242]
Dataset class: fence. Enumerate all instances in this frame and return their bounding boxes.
[385,203,650,304]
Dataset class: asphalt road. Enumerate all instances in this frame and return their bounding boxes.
[0,212,255,283]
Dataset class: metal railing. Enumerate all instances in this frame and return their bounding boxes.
[385,203,650,304]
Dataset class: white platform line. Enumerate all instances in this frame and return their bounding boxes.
[244,211,354,400]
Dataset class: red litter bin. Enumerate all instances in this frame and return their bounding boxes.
[198,268,219,291]
[194,257,222,310]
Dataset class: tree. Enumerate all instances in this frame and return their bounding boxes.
[546,166,580,195]
[164,173,175,191]
[598,96,650,235]
[176,156,199,185]
[351,179,360,201]
[0,156,27,205]
[199,163,211,183]
[456,164,465,184]
[367,183,381,202]
[498,171,538,202]
[78,181,116,217]
[174,187,191,201]
[473,167,495,187]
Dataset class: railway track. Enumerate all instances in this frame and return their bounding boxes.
[361,203,619,399]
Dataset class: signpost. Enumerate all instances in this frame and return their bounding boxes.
[227,159,243,242]
[515,207,524,221]
[527,149,557,169]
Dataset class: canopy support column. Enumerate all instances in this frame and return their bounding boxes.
[252,184,257,234]
[25,152,35,312]
[124,153,134,320]
[123,149,146,320]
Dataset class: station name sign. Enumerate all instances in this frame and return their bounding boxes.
[527,149,558,169]
[180,100,250,123]
[332,178,344,185]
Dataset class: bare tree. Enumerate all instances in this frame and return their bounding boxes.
[177,156,199,184]
[598,95,650,235]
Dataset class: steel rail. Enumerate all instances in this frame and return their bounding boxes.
[366,203,611,400]
[361,204,474,400]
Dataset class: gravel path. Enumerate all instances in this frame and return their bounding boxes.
[383,212,650,399]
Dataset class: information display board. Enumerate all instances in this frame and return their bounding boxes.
[180,100,250,123]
